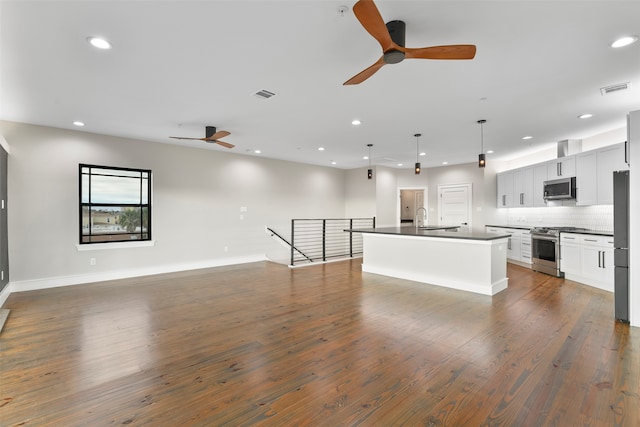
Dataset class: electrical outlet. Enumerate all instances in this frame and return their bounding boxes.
[90,258,96,266]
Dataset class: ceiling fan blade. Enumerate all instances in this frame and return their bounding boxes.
[204,130,231,141]
[344,57,386,85]
[169,136,206,141]
[213,140,234,149]
[353,0,395,52]
[402,44,477,60]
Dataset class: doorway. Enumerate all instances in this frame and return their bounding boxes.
[398,187,427,225]
[437,183,472,229]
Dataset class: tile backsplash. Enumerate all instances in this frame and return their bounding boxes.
[504,205,613,232]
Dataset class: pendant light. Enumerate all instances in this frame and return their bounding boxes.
[477,119,487,168]
[366,143,373,179]
[414,133,422,175]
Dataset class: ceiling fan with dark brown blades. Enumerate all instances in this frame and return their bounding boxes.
[170,126,234,148]
[344,0,477,85]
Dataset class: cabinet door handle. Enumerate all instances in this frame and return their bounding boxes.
[585,239,598,242]
[502,195,506,206]
[602,251,605,269]
[557,163,561,176]
[508,238,511,250]
[520,193,524,205]
[598,251,602,268]
[625,140,628,165]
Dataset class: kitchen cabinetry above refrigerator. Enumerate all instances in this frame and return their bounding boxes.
[576,143,628,206]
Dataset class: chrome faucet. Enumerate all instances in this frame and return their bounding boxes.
[415,207,427,227]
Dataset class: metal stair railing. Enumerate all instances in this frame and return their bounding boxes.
[289,217,375,266]
[265,227,313,263]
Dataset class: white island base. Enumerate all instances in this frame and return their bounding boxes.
[361,232,509,296]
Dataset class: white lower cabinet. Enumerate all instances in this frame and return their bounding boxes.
[486,226,531,266]
[559,235,581,275]
[560,233,614,291]
[520,231,532,264]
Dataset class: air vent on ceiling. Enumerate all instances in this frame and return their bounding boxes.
[253,89,276,100]
[600,82,630,95]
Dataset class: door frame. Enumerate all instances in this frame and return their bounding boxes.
[396,187,428,225]
[437,183,473,228]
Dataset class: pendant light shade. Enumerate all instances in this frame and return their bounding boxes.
[366,144,373,179]
[478,153,486,168]
[477,119,487,168]
[414,133,422,175]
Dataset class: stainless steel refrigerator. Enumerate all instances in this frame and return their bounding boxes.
[613,170,629,323]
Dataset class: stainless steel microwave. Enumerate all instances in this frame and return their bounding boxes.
[543,177,576,200]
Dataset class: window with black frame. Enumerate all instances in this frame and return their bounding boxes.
[80,164,151,244]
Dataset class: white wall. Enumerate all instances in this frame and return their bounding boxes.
[344,167,376,218]
[374,166,398,227]
[3,121,346,287]
[504,127,627,171]
[426,163,487,231]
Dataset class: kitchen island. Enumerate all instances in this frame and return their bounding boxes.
[348,226,510,295]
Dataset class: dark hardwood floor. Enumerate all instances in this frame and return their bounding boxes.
[1,260,638,426]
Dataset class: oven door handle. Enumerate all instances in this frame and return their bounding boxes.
[532,234,558,242]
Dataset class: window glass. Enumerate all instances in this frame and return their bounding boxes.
[79,164,151,244]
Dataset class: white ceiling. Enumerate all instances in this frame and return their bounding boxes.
[1,1,639,170]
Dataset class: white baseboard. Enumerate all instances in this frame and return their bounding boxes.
[0,284,13,308]
[0,254,267,307]
[563,273,613,293]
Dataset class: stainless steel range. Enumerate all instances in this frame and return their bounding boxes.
[531,227,587,277]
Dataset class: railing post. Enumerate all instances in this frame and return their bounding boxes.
[349,218,353,257]
[290,219,295,266]
[322,219,326,261]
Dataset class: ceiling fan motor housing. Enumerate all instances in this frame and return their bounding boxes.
[205,126,217,138]
[384,20,406,64]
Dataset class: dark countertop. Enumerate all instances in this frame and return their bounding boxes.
[486,224,613,237]
[485,224,533,230]
[347,226,509,241]
[560,229,613,237]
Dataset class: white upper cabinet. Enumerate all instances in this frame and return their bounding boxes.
[497,143,624,208]
[513,167,534,207]
[576,152,597,205]
[596,144,628,204]
[532,163,548,207]
[547,156,576,179]
[497,171,514,208]
[576,143,627,206]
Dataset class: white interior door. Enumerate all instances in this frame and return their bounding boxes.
[438,184,472,228]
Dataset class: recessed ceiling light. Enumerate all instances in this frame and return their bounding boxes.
[363,155,369,160]
[318,147,325,151]
[487,150,494,154]
[611,35,638,48]
[87,36,111,49]
[419,152,426,156]
[578,113,593,119]
[254,150,261,154]
[522,136,532,140]
[397,163,403,167]
[331,161,337,165]
[73,121,85,127]
[442,161,448,165]
[352,119,361,125]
